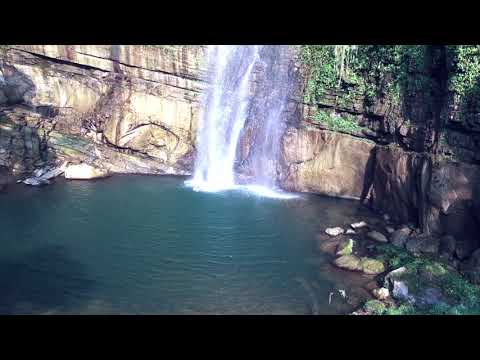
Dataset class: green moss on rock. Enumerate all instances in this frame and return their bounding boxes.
[336,238,354,256]
[360,258,385,275]
[364,300,386,315]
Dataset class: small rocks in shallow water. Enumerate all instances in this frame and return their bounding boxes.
[366,231,388,243]
[346,229,356,235]
[336,238,354,256]
[33,167,47,178]
[383,214,390,221]
[333,255,362,271]
[385,226,395,234]
[334,255,385,274]
[351,221,368,230]
[391,227,412,248]
[325,227,345,237]
[372,287,389,300]
[22,177,50,186]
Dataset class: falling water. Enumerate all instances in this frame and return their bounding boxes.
[186,45,297,199]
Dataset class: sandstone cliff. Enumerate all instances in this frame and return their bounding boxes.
[0,45,206,177]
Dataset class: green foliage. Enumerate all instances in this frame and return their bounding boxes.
[364,300,386,315]
[312,110,361,133]
[383,303,416,315]
[448,45,480,118]
[300,45,431,110]
[372,244,480,315]
[449,46,480,96]
[301,46,338,104]
[375,244,415,269]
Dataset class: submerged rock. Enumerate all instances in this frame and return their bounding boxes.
[23,177,50,186]
[333,255,362,271]
[21,162,67,186]
[366,231,388,243]
[333,254,385,275]
[325,227,345,237]
[64,163,110,180]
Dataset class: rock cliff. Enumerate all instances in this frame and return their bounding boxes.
[0,45,206,178]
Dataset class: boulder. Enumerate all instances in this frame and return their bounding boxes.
[346,229,356,235]
[64,163,110,180]
[385,226,395,234]
[455,240,476,260]
[360,258,385,275]
[390,227,412,248]
[333,255,362,272]
[384,267,407,288]
[392,280,414,303]
[336,238,354,256]
[372,287,390,301]
[439,235,456,257]
[351,221,368,229]
[325,227,345,237]
[406,235,440,256]
[366,231,388,243]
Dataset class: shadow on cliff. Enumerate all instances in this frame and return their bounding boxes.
[0,244,95,314]
[359,146,376,205]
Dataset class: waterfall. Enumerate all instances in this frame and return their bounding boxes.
[186,45,296,199]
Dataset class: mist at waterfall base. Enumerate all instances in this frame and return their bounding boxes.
[185,45,296,199]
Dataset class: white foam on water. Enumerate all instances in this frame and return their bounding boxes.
[185,180,299,200]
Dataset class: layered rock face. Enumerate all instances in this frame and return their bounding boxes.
[0,45,206,181]
[279,125,375,200]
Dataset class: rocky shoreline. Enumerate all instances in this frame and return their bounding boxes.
[317,211,480,315]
